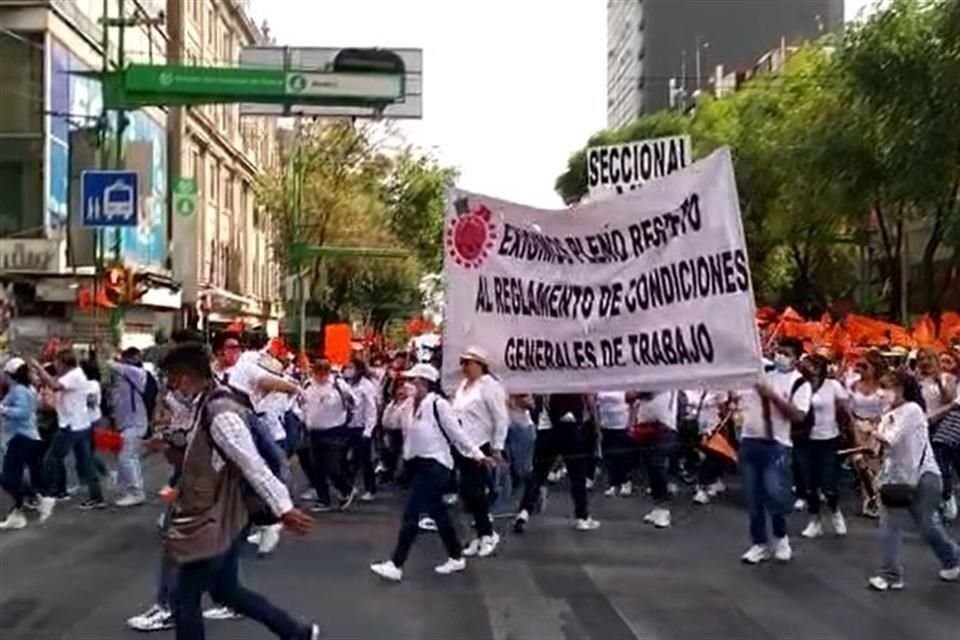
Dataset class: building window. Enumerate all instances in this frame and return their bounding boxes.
[207,8,216,46]
[208,159,220,206]
[224,172,235,211]
[190,0,201,21]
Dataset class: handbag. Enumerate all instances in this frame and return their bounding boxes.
[878,443,928,508]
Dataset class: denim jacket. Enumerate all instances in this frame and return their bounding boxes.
[1,383,40,443]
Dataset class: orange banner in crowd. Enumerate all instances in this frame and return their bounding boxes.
[759,309,959,354]
[324,323,352,366]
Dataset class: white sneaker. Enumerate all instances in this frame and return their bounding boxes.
[513,510,529,533]
[707,480,726,497]
[618,483,633,497]
[126,604,174,632]
[741,544,771,565]
[574,517,601,531]
[801,519,823,539]
[773,536,792,562]
[442,494,459,506]
[603,486,618,497]
[299,488,318,502]
[478,533,500,558]
[247,529,262,545]
[943,496,958,521]
[257,524,281,556]
[202,606,242,621]
[418,517,438,532]
[38,496,56,523]
[435,557,467,575]
[585,478,595,491]
[115,493,146,508]
[831,511,848,536]
[667,482,678,495]
[370,560,403,582]
[693,488,710,505]
[462,538,482,557]
[360,492,376,503]
[794,498,807,512]
[0,510,27,530]
[868,576,905,591]
[643,508,671,528]
[939,566,960,582]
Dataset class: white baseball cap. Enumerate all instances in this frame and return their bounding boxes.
[459,346,489,367]
[403,363,439,383]
[3,357,26,375]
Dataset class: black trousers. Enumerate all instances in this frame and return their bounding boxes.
[391,458,462,566]
[933,442,960,501]
[1,434,45,510]
[455,443,494,538]
[796,437,841,514]
[519,424,590,520]
[305,429,353,506]
[347,430,377,495]
[601,428,636,487]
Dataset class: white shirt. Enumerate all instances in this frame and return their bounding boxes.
[632,391,679,431]
[810,379,849,441]
[919,374,954,414]
[595,391,630,430]
[850,386,886,421]
[689,389,728,434]
[877,401,940,486]
[257,389,294,442]
[57,367,92,431]
[404,393,484,469]
[348,377,379,437]
[302,377,356,430]
[382,398,413,431]
[86,379,103,426]
[740,370,812,447]
[452,375,509,450]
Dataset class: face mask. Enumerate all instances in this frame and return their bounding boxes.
[343,368,356,379]
[403,382,418,397]
[773,354,795,373]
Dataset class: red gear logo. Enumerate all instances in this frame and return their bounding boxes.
[446,203,497,269]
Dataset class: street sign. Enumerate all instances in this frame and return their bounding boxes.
[81,170,139,227]
[240,47,423,119]
[173,177,197,217]
[586,135,692,199]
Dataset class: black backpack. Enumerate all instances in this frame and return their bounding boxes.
[204,386,287,526]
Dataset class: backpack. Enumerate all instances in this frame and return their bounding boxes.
[333,377,356,427]
[204,386,287,526]
[789,378,815,440]
[124,370,159,421]
[281,407,305,454]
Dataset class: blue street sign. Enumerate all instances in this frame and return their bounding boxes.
[81,170,139,227]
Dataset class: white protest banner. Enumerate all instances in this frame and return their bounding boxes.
[442,147,762,394]
[586,135,692,198]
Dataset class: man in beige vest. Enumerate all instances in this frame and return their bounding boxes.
[160,343,317,640]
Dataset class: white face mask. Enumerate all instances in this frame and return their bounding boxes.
[773,354,795,373]
[403,382,418,397]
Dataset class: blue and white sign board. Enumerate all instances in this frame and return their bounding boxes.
[81,170,139,227]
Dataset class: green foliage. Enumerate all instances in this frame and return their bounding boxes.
[554,0,959,317]
[255,121,454,327]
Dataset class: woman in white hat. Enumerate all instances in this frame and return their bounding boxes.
[371,363,496,582]
[0,357,43,530]
[451,346,509,558]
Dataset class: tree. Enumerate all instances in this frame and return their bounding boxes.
[256,121,454,329]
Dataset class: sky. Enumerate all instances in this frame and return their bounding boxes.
[249,0,877,209]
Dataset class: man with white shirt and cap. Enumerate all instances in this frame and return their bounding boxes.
[738,337,812,565]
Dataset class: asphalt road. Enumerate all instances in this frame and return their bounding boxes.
[1,470,958,640]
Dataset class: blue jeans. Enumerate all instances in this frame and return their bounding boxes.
[492,424,536,513]
[173,535,309,640]
[117,428,146,498]
[880,472,960,581]
[391,458,462,566]
[44,429,102,502]
[740,438,793,544]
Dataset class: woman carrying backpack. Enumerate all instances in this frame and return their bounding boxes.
[370,363,496,583]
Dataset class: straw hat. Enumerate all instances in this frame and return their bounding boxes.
[459,346,489,367]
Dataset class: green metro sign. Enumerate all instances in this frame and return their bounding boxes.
[100,64,404,109]
[172,177,197,217]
